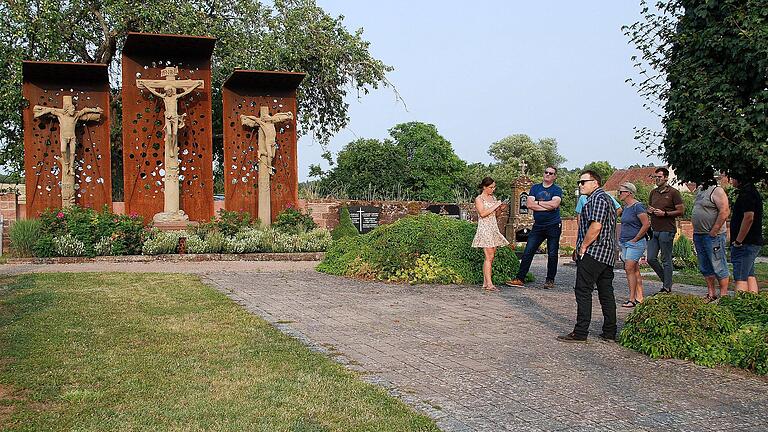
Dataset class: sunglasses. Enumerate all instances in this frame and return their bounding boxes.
[652,176,665,179]
[577,179,596,186]
[544,171,556,175]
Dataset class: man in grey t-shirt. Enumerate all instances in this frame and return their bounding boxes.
[691,180,730,302]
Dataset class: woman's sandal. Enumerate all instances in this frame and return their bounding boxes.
[484,285,500,292]
[621,300,637,308]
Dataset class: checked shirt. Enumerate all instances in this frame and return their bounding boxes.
[577,188,618,266]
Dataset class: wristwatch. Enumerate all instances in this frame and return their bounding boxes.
[663,210,668,217]
[734,240,743,246]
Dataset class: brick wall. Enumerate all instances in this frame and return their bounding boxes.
[0,193,19,252]
[304,199,509,234]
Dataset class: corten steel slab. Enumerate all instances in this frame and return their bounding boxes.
[222,70,305,222]
[22,61,112,216]
[121,32,216,222]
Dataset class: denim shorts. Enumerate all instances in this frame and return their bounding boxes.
[620,239,646,262]
[731,243,761,281]
[693,233,729,280]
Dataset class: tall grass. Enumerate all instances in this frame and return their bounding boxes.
[8,219,41,257]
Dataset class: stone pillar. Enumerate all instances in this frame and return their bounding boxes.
[505,175,534,248]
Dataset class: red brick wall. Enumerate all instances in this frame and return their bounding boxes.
[304,199,509,233]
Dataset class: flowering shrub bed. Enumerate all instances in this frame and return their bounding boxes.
[18,206,331,258]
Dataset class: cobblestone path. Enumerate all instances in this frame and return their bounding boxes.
[3,257,767,431]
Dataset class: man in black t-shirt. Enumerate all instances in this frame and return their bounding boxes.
[729,174,764,293]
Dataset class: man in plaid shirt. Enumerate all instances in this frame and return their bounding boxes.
[558,170,618,343]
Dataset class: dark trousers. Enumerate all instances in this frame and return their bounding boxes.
[647,230,675,289]
[573,254,617,338]
[516,222,562,281]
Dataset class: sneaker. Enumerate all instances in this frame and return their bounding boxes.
[556,332,587,343]
[543,279,555,289]
[505,278,525,288]
[598,333,616,342]
[656,287,672,295]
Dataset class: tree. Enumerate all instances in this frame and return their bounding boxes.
[624,0,768,184]
[0,0,393,196]
[581,161,616,185]
[318,138,407,198]
[316,122,467,202]
[389,122,466,202]
[488,134,566,177]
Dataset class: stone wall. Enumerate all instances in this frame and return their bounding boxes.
[303,199,509,234]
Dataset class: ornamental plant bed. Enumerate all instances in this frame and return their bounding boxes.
[5,252,325,265]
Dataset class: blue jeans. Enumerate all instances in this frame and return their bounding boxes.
[693,233,729,280]
[647,230,675,289]
[731,243,761,281]
[516,222,562,281]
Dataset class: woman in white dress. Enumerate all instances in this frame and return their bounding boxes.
[472,177,510,291]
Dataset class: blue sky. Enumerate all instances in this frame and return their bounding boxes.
[298,1,662,180]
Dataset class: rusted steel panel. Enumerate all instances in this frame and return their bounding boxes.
[22,61,112,216]
[121,32,215,222]
[222,70,305,223]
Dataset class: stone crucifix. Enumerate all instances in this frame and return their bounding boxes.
[240,106,294,226]
[518,159,528,177]
[137,66,204,223]
[33,95,103,208]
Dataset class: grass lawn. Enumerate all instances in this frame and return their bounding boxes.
[0,273,439,431]
[644,262,768,291]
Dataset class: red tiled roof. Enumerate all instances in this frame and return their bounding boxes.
[603,167,660,192]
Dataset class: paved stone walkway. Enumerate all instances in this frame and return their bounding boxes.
[2,257,767,431]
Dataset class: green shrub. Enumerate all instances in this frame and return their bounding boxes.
[33,236,55,258]
[9,219,41,257]
[619,294,736,367]
[389,254,462,284]
[205,231,226,254]
[672,234,697,269]
[332,207,359,240]
[729,324,768,375]
[317,213,520,285]
[185,235,207,254]
[273,207,317,234]
[141,230,183,255]
[719,292,768,326]
[201,209,256,237]
[93,236,113,256]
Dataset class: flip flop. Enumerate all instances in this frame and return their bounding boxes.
[621,300,637,308]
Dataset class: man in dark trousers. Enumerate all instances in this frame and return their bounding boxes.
[647,167,685,293]
[558,170,618,343]
[506,166,563,289]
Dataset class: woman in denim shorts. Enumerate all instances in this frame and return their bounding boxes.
[729,175,764,293]
[618,182,651,307]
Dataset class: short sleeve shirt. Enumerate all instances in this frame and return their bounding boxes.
[576,194,621,214]
[648,186,683,232]
[577,188,618,266]
[731,184,764,245]
[619,202,647,242]
[530,183,562,226]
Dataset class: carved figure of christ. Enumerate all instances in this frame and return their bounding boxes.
[240,106,294,225]
[136,67,204,221]
[33,95,102,177]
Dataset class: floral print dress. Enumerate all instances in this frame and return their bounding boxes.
[472,196,510,248]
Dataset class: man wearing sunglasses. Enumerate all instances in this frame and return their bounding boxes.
[506,166,563,289]
[558,170,618,342]
[647,167,685,293]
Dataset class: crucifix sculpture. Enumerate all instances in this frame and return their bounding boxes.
[33,95,103,208]
[240,106,294,226]
[137,66,204,223]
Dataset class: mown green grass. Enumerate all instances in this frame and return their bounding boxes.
[0,273,439,431]
[644,263,768,291]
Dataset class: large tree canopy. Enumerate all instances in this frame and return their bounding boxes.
[0,0,393,180]
[315,122,467,202]
[625,0,768,184]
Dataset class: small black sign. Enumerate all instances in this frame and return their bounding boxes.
[348,206,381,233]
[426,204,461,219]
[519,192,529,214]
